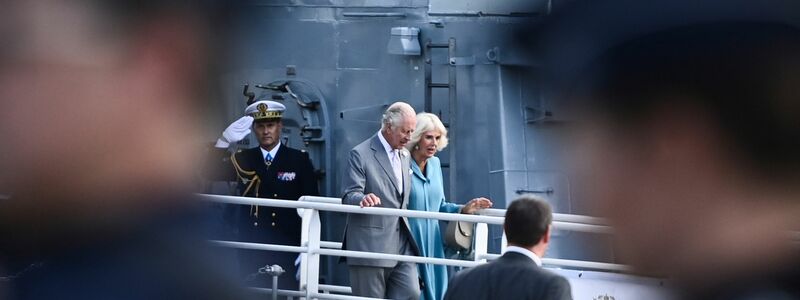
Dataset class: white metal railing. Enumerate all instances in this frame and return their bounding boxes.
[199,194,624,300]
[479,208,609,225]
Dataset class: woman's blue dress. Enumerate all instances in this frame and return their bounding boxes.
[408,156,461,300]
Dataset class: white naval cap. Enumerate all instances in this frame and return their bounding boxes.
[245,100,285,121]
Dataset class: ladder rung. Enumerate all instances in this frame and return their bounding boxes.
[427,43,449,48]
[429,83,449,88]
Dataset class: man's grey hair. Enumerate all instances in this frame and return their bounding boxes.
[381,102,415,130]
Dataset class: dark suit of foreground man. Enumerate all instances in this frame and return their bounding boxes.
[209,100,319,291]
[445,196,572,300]
[341,102,421,299]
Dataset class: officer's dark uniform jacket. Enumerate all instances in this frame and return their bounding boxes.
[208,144,318,290]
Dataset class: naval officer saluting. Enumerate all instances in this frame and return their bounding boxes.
[210,100,319,291]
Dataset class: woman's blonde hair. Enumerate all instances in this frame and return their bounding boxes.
[407,112,448,152]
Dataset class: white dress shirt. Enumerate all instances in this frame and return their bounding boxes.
[377,131,403,193]
[260,142,281,162]
[504,246,543,267]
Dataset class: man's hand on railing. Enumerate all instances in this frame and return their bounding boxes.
[360,193,381,208]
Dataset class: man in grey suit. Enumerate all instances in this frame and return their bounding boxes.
[342,102,421,299]
[444,196,572,300]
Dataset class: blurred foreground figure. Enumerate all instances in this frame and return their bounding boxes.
[0,1,244,299]
[541,1,800,299]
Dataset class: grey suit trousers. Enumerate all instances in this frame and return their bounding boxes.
[348,233,420,300]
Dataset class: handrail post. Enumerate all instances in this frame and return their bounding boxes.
[474,223,488,263]
[299,206,311,293]
[501,232,508,253]
[305,209,321,298]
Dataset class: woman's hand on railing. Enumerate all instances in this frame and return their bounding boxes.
[461,197,493,214]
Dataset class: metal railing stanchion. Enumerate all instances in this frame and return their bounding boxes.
[474,223,489,263]
[299,208,312,291]
[305,209,322,298]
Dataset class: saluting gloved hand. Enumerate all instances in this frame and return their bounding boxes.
[215,116,254,148]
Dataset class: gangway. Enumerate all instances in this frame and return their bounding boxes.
[200,194,670,300]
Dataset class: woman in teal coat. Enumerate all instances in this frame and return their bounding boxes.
[406,113,493,300]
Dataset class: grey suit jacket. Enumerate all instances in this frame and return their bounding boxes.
[444,252,573,300]
[341,134,420,267]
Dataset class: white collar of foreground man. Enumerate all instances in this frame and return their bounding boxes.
[504,246,543,267]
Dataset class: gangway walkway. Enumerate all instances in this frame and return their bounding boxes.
[199,194,643,300]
